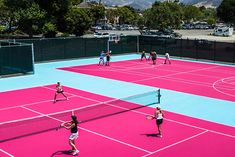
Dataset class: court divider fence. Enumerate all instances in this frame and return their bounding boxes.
[0,40,34,77]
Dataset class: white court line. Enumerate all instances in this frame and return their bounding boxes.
[71,61,223,80]
[21,106,64,123]
[113,62,234,84]
[0,95,76,111]
[214,81,235,90]
[223,76,235,83]
[132,65,220,83]
[2,92,235,155]
[67,57,235,77]
[0,98,117,125]
[0,114,45,125]
[221,77,235,87]
[157,76,235,90]
[107,64,227,84]
[106,68,223,89]
[105,102,235,139]
[0,85,102,111]
[41,86,102,103]
[67,63,233,90]
[2,87,234,139]
[0,149,14,157]
[20,106,151,154]
[213,78,235,98]
[213,81,235,90]
[141,130,209,157]
[67,64,162,73]
[78,127,151,153]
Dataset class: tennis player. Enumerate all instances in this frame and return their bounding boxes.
[54,82,68,103]
[105,50,111,66]
[148,51,153,61]
[60,115,79,156]
[152,51,157,65]
[164,53,171,64]
[154,107,164,137]
[98,50,105,66]
[140,51,147,61]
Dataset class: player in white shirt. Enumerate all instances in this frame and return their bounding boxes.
[164,53,171,64]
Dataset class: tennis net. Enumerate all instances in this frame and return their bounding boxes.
[0,90,160,142]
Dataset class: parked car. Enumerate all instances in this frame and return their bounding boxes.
[213,26,233,37]
[142,29,181,38]
[94,32,109,38]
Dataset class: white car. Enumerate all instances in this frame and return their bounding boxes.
[94,32,109,38]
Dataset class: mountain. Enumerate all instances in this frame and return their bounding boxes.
[89,0,222,10]
[181,0,222,8]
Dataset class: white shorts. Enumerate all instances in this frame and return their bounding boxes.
[69,132,78,140]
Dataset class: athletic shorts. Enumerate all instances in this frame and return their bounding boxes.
[156,119,163,125]
[56,90,64,93]
[69,132,78,140]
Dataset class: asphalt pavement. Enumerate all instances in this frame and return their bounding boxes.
[83,29,235,43]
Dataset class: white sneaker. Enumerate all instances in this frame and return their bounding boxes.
[72,150,79,156]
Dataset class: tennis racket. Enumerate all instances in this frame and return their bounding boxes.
[146,115,155,120]
[56,111,75,131]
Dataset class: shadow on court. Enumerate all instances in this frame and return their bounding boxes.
[50,150,73,156]
[141,133,159,137]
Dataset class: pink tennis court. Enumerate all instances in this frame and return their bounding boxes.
[1,57,235,157]
[59,58,235,102]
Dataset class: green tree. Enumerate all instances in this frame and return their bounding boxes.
[35,0,71,32]
[201,7,217,25]
[117,6,136,24]
[89,4,105,25]
[183,5,201,23]
[0,0,8,26]
[106,8,119,24]
[0,0,28,33]
[144,2,183,30]
[217,0,235,24]
[70,0,82,5]
[16,2,46,37]
[42,22,57,38]
[65,7,92,36]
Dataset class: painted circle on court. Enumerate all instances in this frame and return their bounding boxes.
[213,76,235,97]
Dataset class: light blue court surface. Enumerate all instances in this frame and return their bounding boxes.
[0,54,235,127]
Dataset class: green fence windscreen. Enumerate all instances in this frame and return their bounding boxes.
[139,36,235,63]
[0,41,34,77]
[17,36,138,62]
[12,36,235,64]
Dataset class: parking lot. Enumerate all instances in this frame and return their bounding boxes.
[175,29,235,43]
[83,29,235,43]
